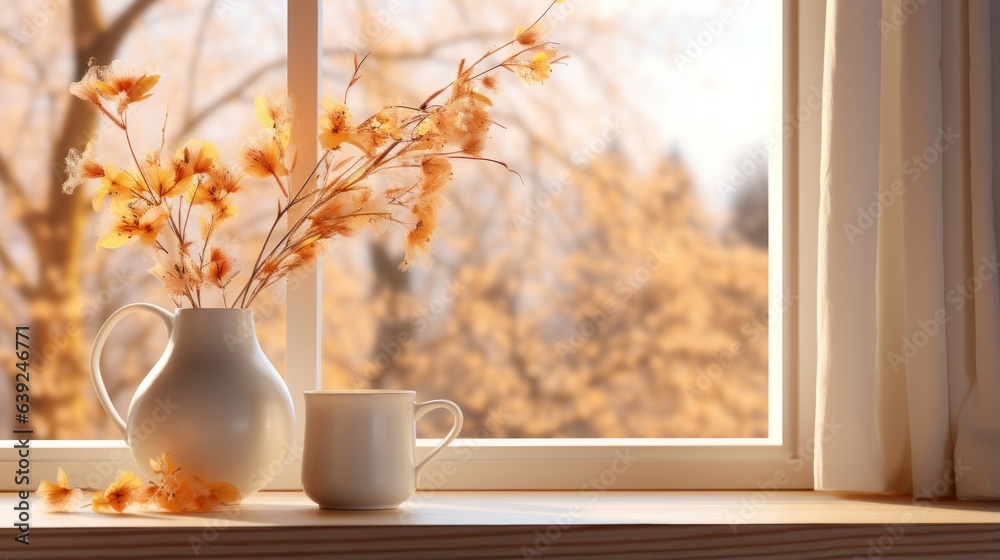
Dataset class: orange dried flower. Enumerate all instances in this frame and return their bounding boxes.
[149,251,203,298]
[173,139,219,191]
[206,246,236,289]
[150,452,178,477]
[317,99,389,154]
[450,101,491,154]
[68,70,102,106]
[98,200,168,250]
[42,454,243,514]
[308,188,379,239]
[481,74,501,91]
[91,168,142,211]
[404,201,439,269]
[318,96,354,150]
[515,26,545,46]
[37,467,83,512]
[188,167,240,224]
[401,156,452,269]
[205,164,243,195]
[145,163,185,200]
[375,106,404,140]
[70,60,159,115]
[254,93,293,146]
[96,65,159,106]
[240,130,289,178]
[517,49,559,84]
[348,125,389,156]
[92,470,142,513]
[205,481,241,505]
[62,142,108,195]
[420,156,452,197]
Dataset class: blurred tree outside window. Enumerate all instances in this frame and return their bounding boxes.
[0,0,769,440]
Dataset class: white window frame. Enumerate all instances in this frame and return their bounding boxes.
[1,0,823,492]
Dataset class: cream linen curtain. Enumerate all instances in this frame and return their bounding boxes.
[815,0,1000,498]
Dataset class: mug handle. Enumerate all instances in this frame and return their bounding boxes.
[413,399,464,480]
[90,303,174,441]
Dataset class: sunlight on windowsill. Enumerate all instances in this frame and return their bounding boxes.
[11,490,998,529]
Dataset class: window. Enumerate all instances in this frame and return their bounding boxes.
[1,0,815,491]
[318,0,772,440]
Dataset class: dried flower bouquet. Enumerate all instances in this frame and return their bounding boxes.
[62,1,566,309]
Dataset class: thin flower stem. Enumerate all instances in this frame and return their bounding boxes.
[344,35,390,105]
[287,150,333,208]
[158,109,169,157]
[198,216,216,269]
[233,152,331,307]
[448,154,524,184]
[122,112,157,203]
[244,273,283,308]
[271,173,288,199]
[377,163,422,173]
[176,194,185,244]
[469,42,559,82]
[420,0,556,110]
[243,213,405,307]
[183,181,200,238]
[418,0,557,108]
[166,214,182,246]
[386,181,420,203]
[240,178,365,304]
[182,285,198,309]
[123,112,185,250]
[326,153,371,190]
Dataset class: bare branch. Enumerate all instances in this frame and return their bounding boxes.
[183,1,216,123]
[91,0,162,59]
[0,151,27,206]
[0,239,28,297]
[171,56,286,142]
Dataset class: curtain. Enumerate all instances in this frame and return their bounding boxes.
[815,0,1000,499]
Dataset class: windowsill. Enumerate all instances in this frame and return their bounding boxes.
[8,491,999,557]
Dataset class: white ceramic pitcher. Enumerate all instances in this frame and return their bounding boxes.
[90,304,294,499]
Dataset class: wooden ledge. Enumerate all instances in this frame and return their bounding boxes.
[3,491,999,558]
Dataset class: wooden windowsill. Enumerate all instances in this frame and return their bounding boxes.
[5,491,999,558]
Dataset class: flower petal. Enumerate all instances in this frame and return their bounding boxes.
[130,74,160,101]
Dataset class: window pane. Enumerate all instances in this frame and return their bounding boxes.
[0,0,287,438]
[319,0,770,437]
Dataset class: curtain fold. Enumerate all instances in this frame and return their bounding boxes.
[815,0,1000,499]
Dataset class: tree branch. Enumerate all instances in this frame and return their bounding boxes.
[182,1,216,123]
[171,56,287,142]
[0,240,28,297]
[91,0,162,59]
[0,151,27,207]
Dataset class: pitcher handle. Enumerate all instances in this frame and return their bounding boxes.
[90,303,174,441]
[413,399,464,481]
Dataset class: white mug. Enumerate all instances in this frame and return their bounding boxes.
[301,390,463,509]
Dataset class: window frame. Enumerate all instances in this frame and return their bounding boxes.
[1,0,821,492]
